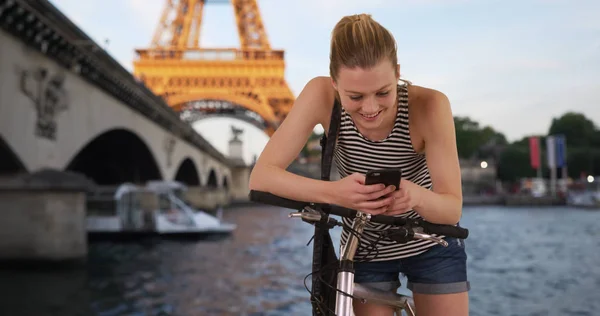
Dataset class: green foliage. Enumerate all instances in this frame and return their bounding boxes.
[454,116,507,159]
[565,147,600,178]
[548,112,597,147]
[455,111,599,183]
[496,144,537,182]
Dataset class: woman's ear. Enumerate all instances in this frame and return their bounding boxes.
[330,78,338,91]
[396,64,401,79]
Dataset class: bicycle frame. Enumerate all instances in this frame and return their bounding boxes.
[285,200,460,316]
[334,212,417,316]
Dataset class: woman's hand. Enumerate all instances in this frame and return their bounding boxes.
[330,173,396,215]
[384,180,424,215]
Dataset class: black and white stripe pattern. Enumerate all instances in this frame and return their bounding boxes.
[334,83,438,262]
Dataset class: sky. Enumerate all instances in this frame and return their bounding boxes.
[48,0,600,164]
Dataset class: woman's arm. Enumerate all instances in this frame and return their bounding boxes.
[411,90,464,225]
[248,77,337,204]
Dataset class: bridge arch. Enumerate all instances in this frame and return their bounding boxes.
[174,157,201,186]
[206,168,218,188]
[65,128,162,185]
[222,176,229,191]
[170,92,278,133]
[0,136,27,176]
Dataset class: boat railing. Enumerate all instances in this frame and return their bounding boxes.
[170,194,198,225]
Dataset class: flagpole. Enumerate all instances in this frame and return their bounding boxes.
[546,135,557,197]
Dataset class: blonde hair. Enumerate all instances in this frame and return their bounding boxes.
[329,14,398,82]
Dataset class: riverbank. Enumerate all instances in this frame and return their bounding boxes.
[463,194,565,206]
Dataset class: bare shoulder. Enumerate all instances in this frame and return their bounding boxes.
[408,85,452,126]
[251,76,336,171]
[408,85,451,115]
[303,76,336,102]
[296,76,337,129]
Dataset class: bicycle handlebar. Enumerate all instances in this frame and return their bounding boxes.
[249,190,469,239]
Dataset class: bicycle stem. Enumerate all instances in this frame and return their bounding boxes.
[341,212,369,262]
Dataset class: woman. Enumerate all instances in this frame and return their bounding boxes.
[249,13,469,316]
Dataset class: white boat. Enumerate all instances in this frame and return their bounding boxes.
[146,180,237,235]
[86,181,236,237]
[566,179,600,210]
[566,190,600,209]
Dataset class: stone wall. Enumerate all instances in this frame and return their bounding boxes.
[0,169,92,262]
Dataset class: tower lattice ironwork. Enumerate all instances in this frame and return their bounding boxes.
[133,0,295,135]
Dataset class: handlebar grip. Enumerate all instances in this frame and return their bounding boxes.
[421,222,469,239]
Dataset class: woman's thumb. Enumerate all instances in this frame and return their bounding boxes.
[350,172,366,184]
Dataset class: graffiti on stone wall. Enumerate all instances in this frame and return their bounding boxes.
[19,67,69,141]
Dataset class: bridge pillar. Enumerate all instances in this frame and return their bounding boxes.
[229,164,253,203]
[0,169,93,264]
[227,126,252,203]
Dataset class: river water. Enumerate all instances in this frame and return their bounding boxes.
[0,205,599,316]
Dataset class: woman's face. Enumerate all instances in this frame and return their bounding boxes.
[332,59,400,133]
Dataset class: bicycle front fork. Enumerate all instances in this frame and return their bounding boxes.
[335,268,355,315]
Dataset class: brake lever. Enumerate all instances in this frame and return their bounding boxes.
[289,210,341,228]
[413,232,449,247]
[289,211,321,223]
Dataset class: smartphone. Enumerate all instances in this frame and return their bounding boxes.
[365,168,402,190]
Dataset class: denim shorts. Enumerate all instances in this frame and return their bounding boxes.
[353,237,470,295]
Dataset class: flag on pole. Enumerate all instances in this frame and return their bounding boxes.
[546,135,556,168]
[529,136,541,169]
[554,134,567,168]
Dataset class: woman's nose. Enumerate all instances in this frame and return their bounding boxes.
[363,97,378,112]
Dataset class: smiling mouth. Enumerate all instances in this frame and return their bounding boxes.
[360,110,382,120]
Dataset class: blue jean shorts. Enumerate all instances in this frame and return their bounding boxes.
[353,237,470,295]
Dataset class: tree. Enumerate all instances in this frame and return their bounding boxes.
[565,147,600,179]
[453,112,599,183]
[548,112,598,147]
[496,144,537,182]
[454,116,507,160]
[593,130,600,147]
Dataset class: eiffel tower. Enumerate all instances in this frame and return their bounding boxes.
[133,0,295,136]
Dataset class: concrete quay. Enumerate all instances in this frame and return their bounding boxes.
[0,169,93,265]
[463,194,565,207]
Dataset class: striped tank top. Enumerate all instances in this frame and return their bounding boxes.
[333,82,438,262]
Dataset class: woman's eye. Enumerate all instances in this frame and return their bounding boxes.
[349,96,362,101]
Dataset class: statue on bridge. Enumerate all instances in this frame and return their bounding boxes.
[230,125,244,142]
[19,67,69,141]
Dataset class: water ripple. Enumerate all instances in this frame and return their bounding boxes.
[0,205,599,315]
